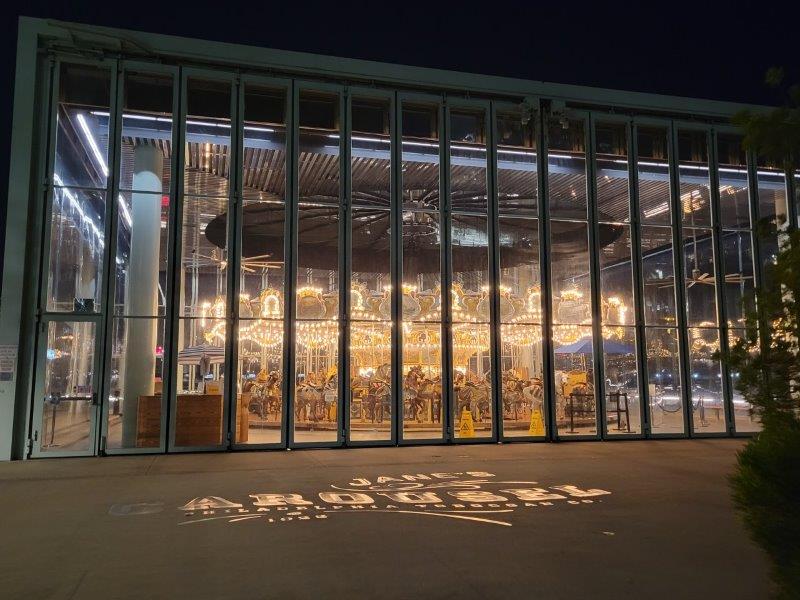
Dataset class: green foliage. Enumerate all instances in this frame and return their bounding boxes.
[721,227,800,598]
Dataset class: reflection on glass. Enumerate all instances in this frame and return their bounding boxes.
[237,319,283,445]
[548,119,587,219]
[240,84,287,303]
[55,63,111,189]
[294,320,339,443]
[603,326,640,434]
[595,122,629,223]
[114,192,168,316]
[550,220,590,325]
[497,110,537,216]
[106,318,164,449]
[599,225,634,326]
[638,127,672,226]
[184,78,232,197]
[402,102,443,440]
[688,327,725,433]
[756,160,788,229]
[728,328,761,433]
[641,225,677,326]
[40,321,96,452]
[180,196,228,316]
[120,71,172,192]
[646,327,684,435]
[717,134,750,228]
[722,231,755,328]
[47,188,106,312]
[174,317,226,447]
[677,131,712,227]
[553,324,595,435]
[683,227,718,326]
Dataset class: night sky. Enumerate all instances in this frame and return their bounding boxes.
[1,0,798,249]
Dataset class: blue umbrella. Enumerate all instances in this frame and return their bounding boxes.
[554,337,633,355]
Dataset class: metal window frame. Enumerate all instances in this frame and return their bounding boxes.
[445,96,498,444]
[589,111,646,439]
[344,86,397,447]
[673,122,730,438]
[100,61,180,456]
[633,116,690,439]
[493,99,547,443]
[167,66,238,453]
[289,80,346,449]
[229,73,293,451]
[545,109,599,441]
[397,90,448,445]
[30,56,121,458]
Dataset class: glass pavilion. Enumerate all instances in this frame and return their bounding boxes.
[2,18,798,458]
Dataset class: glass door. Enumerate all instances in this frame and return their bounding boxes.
[31,318,102,456]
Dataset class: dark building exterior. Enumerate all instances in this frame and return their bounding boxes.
[1,17,798,459]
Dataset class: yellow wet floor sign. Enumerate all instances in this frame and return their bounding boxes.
[529,409,545,436]
[458,408,475,438]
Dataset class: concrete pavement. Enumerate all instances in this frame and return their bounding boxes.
[0,440,768,599]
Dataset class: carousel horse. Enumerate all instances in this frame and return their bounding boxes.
[456,375,492,422]
[248,371,282,420]
[403,366,440,423]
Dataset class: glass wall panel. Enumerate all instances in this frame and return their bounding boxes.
[547,119,587,219]
[106,318,164,449]
[602,326,640,434]
[677,131,712,227]
[599,226,634,326]
[497,107,543,438]
[553,324,595,435]
[350,96,392,442]
[640,225,677,326]
[497,111,537,217]
[728,328,761,433]
[498,216,543,437]
[294,320,339,443]
[683,227,718,327]
[114,192,169,316]
[40,321,96,452]
[46,188,106,312]
[550,221,591,325]
[638,127,672,226]
[237,84,288,445]
[717,134,750,229]
[237,319,283,445]
[646,327,684,434]
[401,102,443,440]
[183,78,232,197]
[595,122,630,223]
[450,109,491,438]
[174,317,226,446]
[295,91,341,443]
[180,196,228,316]
[721,230,755,329]
[756,160,789,230]
[55,63,111,189]
[350,321,392,441]
[595,123,639,435]
[119,71,173,193]
[688,328,725,433]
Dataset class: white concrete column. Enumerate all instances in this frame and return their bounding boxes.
[122,145,162,446]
